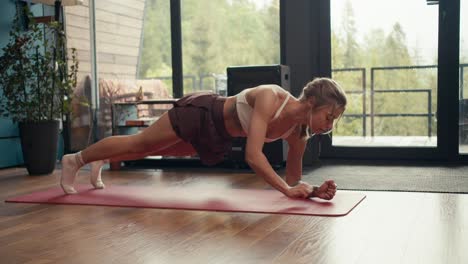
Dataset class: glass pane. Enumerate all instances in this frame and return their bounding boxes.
[331,0,438,147]
[93,0,173,141]
[64,1,93,150]
[139,0,173,94]
[460,0,468,154]
[181,0,280,95]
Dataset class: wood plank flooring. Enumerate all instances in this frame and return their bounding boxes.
[0,165,467,264]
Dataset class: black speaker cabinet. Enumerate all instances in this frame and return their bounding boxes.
[226,64,290,168]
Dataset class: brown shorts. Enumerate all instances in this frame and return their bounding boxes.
[168,92,233,165]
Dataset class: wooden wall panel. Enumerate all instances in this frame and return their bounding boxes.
[65,13,90,29]
[99,73,136,80]
[66,27,90,40]
[67,37,91,50]
[96,22,142,38]
[96,10,143,30]
[95,63,138,75]
[64,4,89,17]
[98,52,139,66]
[96,31,141,47]
[103,0,145,11]
[95,1,144,19]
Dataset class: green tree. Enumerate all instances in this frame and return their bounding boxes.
[383,23,412,67]
[258,1,280,64]
[331,30,344,69]
[341,0,361,68]
[139,0,172,78]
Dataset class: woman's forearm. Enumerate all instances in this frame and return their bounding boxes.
[245,152,290,194]
[285,159,303,186]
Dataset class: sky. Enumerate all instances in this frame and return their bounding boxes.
[331,0,468,64]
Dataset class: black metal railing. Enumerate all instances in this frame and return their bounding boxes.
[331,65,439,137]
[370,65,437,137]
[373,88,433,136]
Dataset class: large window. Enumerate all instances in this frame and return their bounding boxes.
[180,0,280,95]
[330,0,438,147]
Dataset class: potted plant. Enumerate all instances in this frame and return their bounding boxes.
[0,6,79,175]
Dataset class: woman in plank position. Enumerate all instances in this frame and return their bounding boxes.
[60,77,346,200]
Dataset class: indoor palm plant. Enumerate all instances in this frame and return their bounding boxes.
[0,6,79,175]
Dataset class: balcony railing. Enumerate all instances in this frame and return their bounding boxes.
[368,65,436,137]
[333,64,467,137]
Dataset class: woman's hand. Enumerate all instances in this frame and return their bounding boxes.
[285,181,314,199]
[309,180,337,200]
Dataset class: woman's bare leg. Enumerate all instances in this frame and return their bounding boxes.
[82,112,181,163]
[111,140,197,161]
[61,113,183,194]
[87,140,196,189]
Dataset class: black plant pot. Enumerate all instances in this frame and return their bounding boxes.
[19,120,60,175]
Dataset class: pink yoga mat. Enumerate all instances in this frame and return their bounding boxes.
[5,184,366,216]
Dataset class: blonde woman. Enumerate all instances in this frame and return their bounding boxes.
[60,77,346,200]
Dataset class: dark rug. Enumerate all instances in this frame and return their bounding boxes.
[302,160,468,193]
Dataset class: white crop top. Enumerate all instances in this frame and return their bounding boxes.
[236,89,296,142]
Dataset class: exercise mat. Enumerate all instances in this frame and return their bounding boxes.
[6,184,366,216]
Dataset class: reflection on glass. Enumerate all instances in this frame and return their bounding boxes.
[460,0,468,154]
[181,0,280,95]
[91,0,173,141]
[331,0,438,147]
[64,3,92,150]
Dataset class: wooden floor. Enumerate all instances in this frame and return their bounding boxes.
[1,165,467,264]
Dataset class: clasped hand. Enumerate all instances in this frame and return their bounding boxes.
[286,180,337,200]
